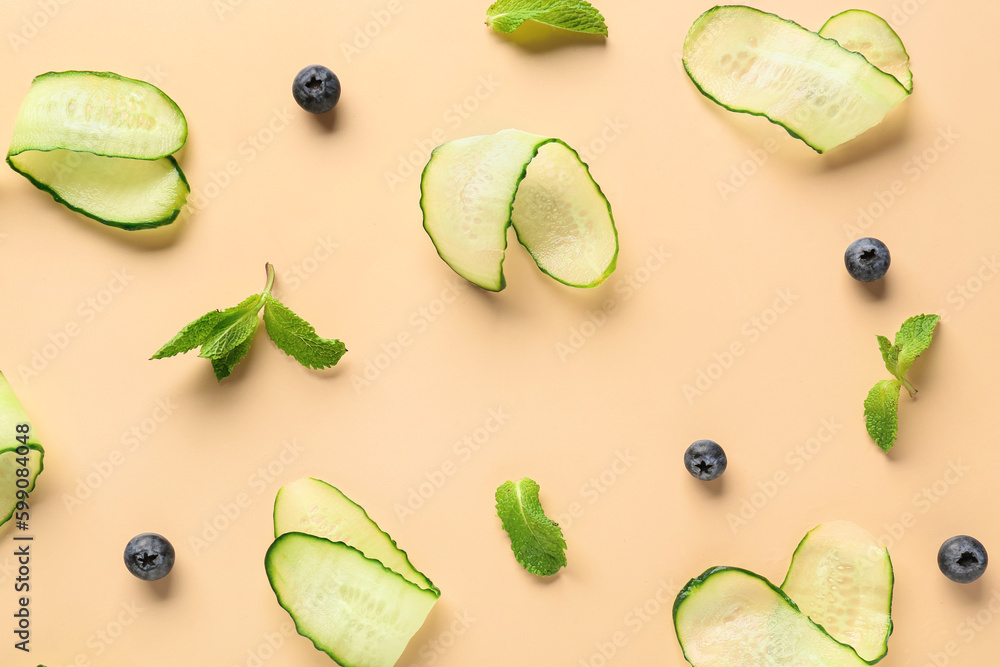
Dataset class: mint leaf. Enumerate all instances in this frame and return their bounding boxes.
[211,319,257,381]
[865,379,901,452]
[486,0,608,36]
[151,310,226,359]
[895,314,940,380]
[262,295,347,370]
[152,263,348,382]
[198,294,264,360]
[876,335,898,377]
[495,477,566,576]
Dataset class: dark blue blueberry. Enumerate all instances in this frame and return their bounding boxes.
[292,65,341,114]
[684,440,727,481]
[124,533,175,581]
[845,237,891,282]
[938,535,988,583]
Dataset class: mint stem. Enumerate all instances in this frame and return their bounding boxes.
[262,262,275,297]
[901,377,917,398]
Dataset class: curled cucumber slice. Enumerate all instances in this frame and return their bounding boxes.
[674,567,869,666]
[820,10,912,93]
[8,71,187,159]
[421,129,618,291]
[274,477,438,595]
[0,372,44,529]
[7,71,189,229]
[683,6,911,153]
[782,521,893,664]
[8,151,189,230]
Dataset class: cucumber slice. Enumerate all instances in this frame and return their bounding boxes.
[674,566,868,666]
[8,150,189,230]
[266,532,437,667]
[7,70,189,229]
[421,128,618,291]
[782,521,893,664]
[820,10,912,93]
[683,6,910,153]
[274,478,439,595]
[0,372,44,528]
[8,71,187,160]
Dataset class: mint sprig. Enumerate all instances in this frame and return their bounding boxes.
[495,477,567,576]
[486,0,608,36]
[152,264,347,381]
[864,314,939,452]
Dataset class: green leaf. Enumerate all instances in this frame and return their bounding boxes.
[210,319,257,381]
[495,477,566,576]
[262,295,347,370]
[895,314,939,379]
[876,335,898,377]
[486,0,608,35]
[151,310,226,359]
[198,294,265,360]
[865,379,901,452]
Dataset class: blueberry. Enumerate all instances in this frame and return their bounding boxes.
[684,440,727,481]
[292,65,341,114]
[124,533,175,581]
[845,237,891,282]
[938,535,988,583]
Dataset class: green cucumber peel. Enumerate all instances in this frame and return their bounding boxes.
[421,128,618,291]
[152,263,347,381]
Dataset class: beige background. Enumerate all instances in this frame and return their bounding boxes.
[2,0,999,665]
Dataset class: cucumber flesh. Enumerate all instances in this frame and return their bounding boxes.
[820,10,912,93]
[8,71,187,160]
[274,478,438,595]
[781,521,893,664]
[421,128,618,291]
[266,533,437,667]
[0,372,44,528]
[674,566,868,666]
[7,150,189,230]
[683,6,910,153]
